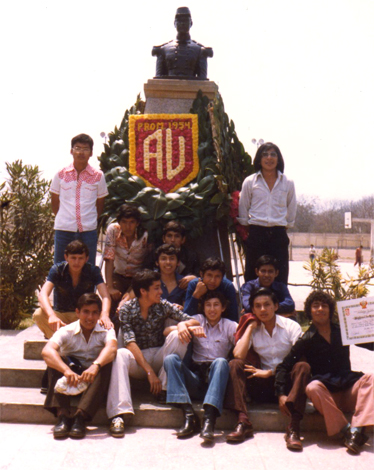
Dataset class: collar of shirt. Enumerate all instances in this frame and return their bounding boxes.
[307,322,340,339]
[259,314,286,335]
[116,230,139,250]
[253,278,261,289]
[129,297,164,319]
[161,272,183,286]
[199,314,224,333]
[72,320,106,336]
[254,170,283,187]
[60,261,91,281]
[253,277,278,290]
[65,162,96,177]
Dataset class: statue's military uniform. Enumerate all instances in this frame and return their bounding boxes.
[152,40,213,80]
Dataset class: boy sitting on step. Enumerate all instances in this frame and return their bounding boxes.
[42,293,117,439]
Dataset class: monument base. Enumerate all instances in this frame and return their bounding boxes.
[144,79,218,114]
[142,78,232,279]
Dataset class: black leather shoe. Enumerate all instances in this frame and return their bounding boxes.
[200,418,215,442]
[53,415,71,439]
[226,422,254,443]
[285,425,303,451]
[344,430,369,454]
[176,414,200,438]
[69,414,86,439]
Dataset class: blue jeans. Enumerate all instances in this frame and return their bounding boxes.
[54,229,98,266]
[164,354,229,415]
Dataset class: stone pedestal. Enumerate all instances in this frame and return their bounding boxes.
[144,79,218,114]
[142,78,232,280]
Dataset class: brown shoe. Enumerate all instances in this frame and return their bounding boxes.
[285,425,303,451]
[226,422,254,443]
[110,416,125,438]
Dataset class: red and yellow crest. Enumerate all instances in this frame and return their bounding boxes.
[129,114,199,193]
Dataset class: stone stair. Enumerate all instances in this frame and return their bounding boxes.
[3,324,369,432]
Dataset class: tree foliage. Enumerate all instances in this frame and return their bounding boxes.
[0,161,54,329]
[304,248,373,305]
[98,92,253,246]
[291,195,374,234]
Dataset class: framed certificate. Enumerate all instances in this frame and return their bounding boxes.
[337,297,374,345]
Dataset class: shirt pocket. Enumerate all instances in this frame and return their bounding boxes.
[82,183,98,202]
[216,338,232,349]
[272,188,288,208]
[60,180,75,193]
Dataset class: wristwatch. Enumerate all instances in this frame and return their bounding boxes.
[92,361,101,369]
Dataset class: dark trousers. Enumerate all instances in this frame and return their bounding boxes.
[225,359,310,418]
[244,225,290,284]
[44,362,112,420]
[110,272,133,329]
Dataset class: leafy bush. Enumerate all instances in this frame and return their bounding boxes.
[304,248,373,302]
[98,92,253,246]
[0,161,54,329]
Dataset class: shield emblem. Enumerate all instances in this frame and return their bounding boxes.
[129,114,199,193]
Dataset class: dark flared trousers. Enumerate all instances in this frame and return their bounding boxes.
[225,359,310,418]
[44,362,112,420]
[244,225,290,284]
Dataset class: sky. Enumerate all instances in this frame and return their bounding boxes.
[1,0,374,202]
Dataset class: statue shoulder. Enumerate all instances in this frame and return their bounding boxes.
[191,40,213,58]
[152,40,173,57]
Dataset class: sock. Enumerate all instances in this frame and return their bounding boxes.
[350,426,363,434]
[238,412,251,425]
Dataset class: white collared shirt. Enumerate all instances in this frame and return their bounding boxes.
[248,315,302,372]
[50,320,116,368]
[191,314,238,363]
[50,163,108,232]
[238,171,296,228]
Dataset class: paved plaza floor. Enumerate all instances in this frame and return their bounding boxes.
[0,423,373,470]
[1,256,373,469]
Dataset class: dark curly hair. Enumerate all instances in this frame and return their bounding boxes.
[304,290,336,320]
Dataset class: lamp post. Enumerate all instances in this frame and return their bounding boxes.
[251,138,264,148]
[100,132,108,144]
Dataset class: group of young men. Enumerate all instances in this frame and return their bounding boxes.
[34,133,373,454]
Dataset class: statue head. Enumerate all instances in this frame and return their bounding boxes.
[174,6,192,33]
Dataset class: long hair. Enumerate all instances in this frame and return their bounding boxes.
[253,142,285,173]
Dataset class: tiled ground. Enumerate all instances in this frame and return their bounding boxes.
[0,423,372,470]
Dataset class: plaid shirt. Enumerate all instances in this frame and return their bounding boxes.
[119,298,192,349]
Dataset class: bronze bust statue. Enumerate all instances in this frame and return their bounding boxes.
[152,7,213,80]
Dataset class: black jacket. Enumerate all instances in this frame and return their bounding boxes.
[275,322,363,396]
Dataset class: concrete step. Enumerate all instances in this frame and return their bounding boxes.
[0,386,326,431]
[0,367,44,388]
[1,326,371,434]
[24,340,46,360]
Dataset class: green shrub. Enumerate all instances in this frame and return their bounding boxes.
[304,248,373,309]
[98,92,253,248]
[0,161,54,329]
